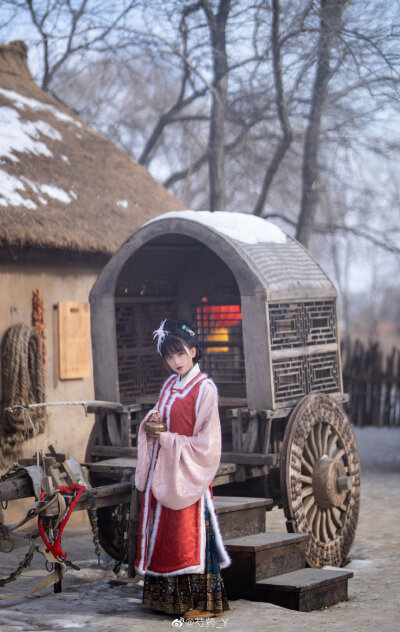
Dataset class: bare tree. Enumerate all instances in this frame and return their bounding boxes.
[200,0,230,211]
[296,0,350,246]
[253,0,293,217]
[1,0,139,91]
[2,0,399,249]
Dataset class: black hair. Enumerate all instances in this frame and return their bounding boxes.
[159,319,203,364]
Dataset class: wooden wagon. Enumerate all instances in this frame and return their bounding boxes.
[86,210,360,584]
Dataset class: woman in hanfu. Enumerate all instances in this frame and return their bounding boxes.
[134,319,231,619]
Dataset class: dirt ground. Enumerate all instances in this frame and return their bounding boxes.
[0,426,399,632]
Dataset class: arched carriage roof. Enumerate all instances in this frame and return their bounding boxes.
[103,211,336,302]
[90,211,338,405]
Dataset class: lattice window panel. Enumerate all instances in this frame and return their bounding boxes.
[195,304,245,387]
[306,352,340,393]
[273,357,307,403]
[115,300,175,403]
[115,305,140,350]
[269,303,304,349]
[304,301,337,346]
[273,352,340,404]
[269,300,337,350]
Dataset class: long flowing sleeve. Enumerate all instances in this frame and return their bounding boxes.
[150,381,221,510]
[134,408,158,492]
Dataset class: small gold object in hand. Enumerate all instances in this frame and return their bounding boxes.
[145,420,167,434]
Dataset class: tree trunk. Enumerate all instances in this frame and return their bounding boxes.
[202,0,231,211]
[253,0,293,217]
[296,0,350,246]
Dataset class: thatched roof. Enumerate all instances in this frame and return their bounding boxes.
[0,41,184,255]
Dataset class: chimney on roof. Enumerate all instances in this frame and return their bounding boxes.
[0,41,32,80]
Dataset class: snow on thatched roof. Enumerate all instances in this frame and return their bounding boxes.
[0,41,184,255]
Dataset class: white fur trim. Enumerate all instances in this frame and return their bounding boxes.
[164,372,207,430]
[146,498,162,567]
[135,437,159,574]
[158,374,177,419]
[195,378,218,418]
[205,488,231,569]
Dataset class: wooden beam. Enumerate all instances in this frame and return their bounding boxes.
[90,446,138,458]
[0,476,131,507]
[221,452,278,465]
[0,476,33,501]
[42,482,132,515]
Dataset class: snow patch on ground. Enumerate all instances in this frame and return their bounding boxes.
[47,622,84,629]
[0,88,82,127]
[147,210,287,245]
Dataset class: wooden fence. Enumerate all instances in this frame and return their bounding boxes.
[342,340,400,426]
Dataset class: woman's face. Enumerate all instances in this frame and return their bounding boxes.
[164,345,196,378]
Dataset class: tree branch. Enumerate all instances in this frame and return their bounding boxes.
[253,0,293,217]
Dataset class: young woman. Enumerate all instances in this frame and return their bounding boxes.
[134,318,230,619]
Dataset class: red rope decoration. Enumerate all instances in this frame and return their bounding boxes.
[38,483,86,560]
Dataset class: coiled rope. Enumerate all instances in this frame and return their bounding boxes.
[0,324,46,467]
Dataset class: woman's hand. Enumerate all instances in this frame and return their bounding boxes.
[144,412,162,436]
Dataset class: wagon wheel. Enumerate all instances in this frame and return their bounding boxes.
[85,416,132,562]
[280,393,361,568]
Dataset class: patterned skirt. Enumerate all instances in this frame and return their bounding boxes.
[142,505,230,615]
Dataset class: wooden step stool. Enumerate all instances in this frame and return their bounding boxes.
[214,496,353,611]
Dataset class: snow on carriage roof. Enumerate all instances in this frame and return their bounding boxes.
[145,210,336,300]
[146,210,287,245]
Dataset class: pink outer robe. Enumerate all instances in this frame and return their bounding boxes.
[134,364,231,576]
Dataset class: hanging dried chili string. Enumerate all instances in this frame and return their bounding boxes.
[32,288,46,369]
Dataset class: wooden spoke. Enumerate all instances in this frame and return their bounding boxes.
[330,507,343,530]
[309,425,320,460]
[303,494,315,515]
[301,485,314,499]
[320,510,329,543]
[304,440,316,466]
[321,423,330,455]
[316,422,323,455]
[326,508,338,540]
[301,456,314,476]
[306,499,318,526]
[326,432,337,457]
[313,508,322,540]
[299,473,313,485]
[333,448,345,462]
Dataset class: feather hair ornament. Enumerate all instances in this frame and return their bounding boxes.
[153,319,169,355]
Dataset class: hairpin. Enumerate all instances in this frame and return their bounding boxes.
[153,319,169,355]
[181,325,195,336]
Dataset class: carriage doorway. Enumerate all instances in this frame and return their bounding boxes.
[113,233,246,404]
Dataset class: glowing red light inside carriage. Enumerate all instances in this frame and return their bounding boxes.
[197,304,242,353]
[197,304,242,328]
